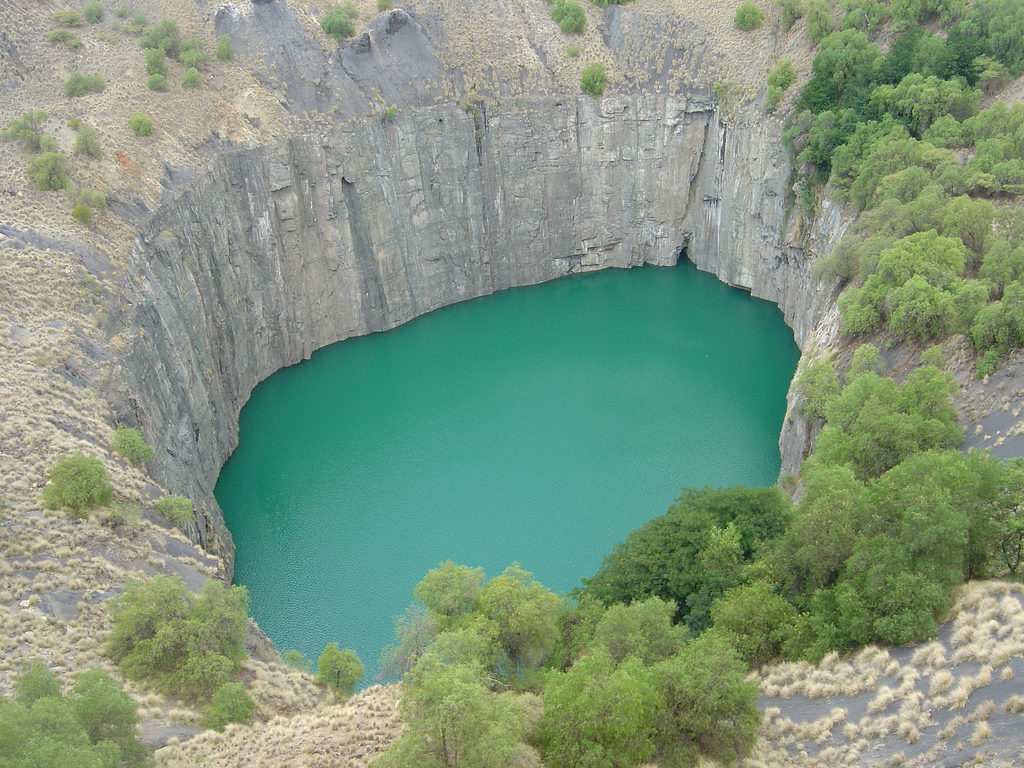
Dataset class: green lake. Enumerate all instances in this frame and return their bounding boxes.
[216,260,800,682]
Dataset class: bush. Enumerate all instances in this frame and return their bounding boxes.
[216,34,233,61]
[764,84,784,112]
[201,682,254,731]
[317,643,364,696]
[145,47,167,76]
[2,110,47,152]
[41,453,113,515]
[181,67,202,88]
[73,125,101,158]
[105,575,249,701]
[128,111,153,136]
[15,660,61,705]
[321,4,355,40]
[768,58,797,91]
[77,188,107,210]
[147,73,168,91]
[777,0,804,29]
[140,18,180,57]
[52,10,85,27]
[734,1,765,29]
[64,72,105,97]
[568,44,580,57]
[71,203,93,224]
[180,48,207,71]
[156,495,195,528]
[47,29,82,49]
[552,0,586,34]
[580,62,606,96]
[805,0,834,43]
[28,152,69,190]
[83,1,104,23]
[383,105,397,121]
[110,427,153,464]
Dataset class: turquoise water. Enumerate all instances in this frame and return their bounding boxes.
[216,261,800,683]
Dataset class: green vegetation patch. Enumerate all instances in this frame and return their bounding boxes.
[40,453,112,514]
[551,0,585,34]
[321,4,355,41]
[156,495,195,528]
[580,62,606,96]
[128,112,153,136]
[110,427,153,464]
[64,72,106,97]
[734,1,765,30]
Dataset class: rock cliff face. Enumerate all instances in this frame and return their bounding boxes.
[108,6,841,571]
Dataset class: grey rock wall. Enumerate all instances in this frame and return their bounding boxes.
[108,93,836,572]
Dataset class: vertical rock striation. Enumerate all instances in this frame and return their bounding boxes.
[109,93,836,571]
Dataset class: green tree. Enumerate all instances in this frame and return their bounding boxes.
[796,355,839,419]
[139,18,180,57]
[41,453,112,515]
[805,0,835,44]
[69,668,147,766]
[15,661,61,706]
[474,564,562,675]
[321,4,355,40]
[379,658,541,768]
[537,649,660,768]
[590,597,686,665]
[580,63,606,96]
[73,125,101,158]
[200,682,254,731]
[651,634,759,767]
[734,1,765,30]
[710,581,800,666]
[181,67,202,88]
[316,643,364,696]
[72,204,93,225]
[413,560,485,624]
[83,1,104,23]
[777,0,804,29]
[144,47,167,77]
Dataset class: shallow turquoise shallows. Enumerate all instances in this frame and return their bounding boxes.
[216,261,800,683]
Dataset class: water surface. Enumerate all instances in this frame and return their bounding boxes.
[216,261,800,681]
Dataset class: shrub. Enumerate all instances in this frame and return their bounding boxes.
[383,105,397,121]
[15,660,61,705]
[110,427,153,464]
[734,1,765,29]
[147,73,168,91]
[156,495,195,528]
[83,1,104,23]
[77,188,107,210]
[768,58,797,91]
[73,125,101,158]
[2,110,47,152]
[128,111,153,136]
[216,34,233,60]
[181,67,202,88]
[580,62,606,96]
[777,0,804,29]
[64,72,105,97]
[28,152,68,189]
[321,4,355,40]
[377,0,394,9]
[552,0,586,34]
[201,682,254,731]
[105,575,249,701]
[47,29,82,49]
[72,203,93,224]
[568,44,580,57]
[805,0,834,43]
[129,12,146,31]
[145,47,167,76]
[317,643,364,696]
[140,18,180,57]
[52,10,85,27]
[180,47,207,71]
[41,453,113,514]
[115,5,129,18]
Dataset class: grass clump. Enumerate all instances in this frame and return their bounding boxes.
[40,453,112,515]
[105,575,249,701]
[64,72,106,97]
[321,4,355,40]
[201,682,254,731]
[552,0,586,34]
[735,1,765,29]
[156,495,195,528]
[110,427,153,464]
[568,44,580,56]
[216,34,233,61]
[27,152,69,191]
[128,112,153,136]
[47,28,82,49]
[83,1,104,24]
[580,62,606,96]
